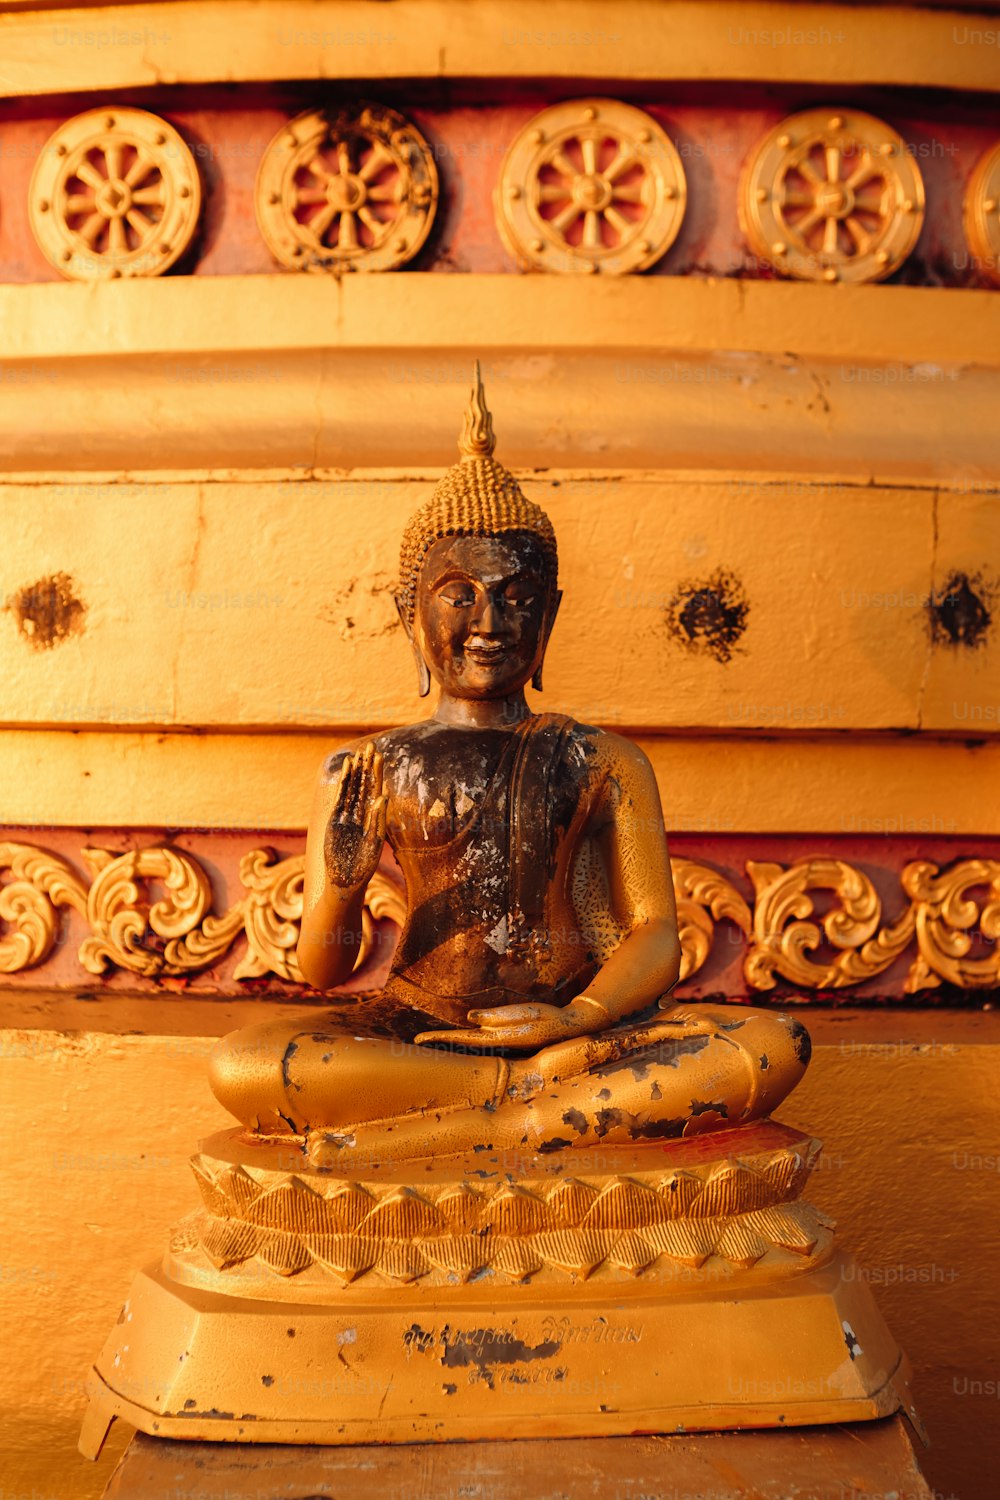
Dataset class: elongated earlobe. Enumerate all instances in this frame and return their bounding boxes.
[532,588,563,694]
[394,588,432,699]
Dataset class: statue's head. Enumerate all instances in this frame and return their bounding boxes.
[396,366,561,701]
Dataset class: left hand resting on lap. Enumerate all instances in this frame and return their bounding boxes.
[416,998,603,1051]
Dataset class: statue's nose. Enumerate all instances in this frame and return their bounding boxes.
[471,593,504,634]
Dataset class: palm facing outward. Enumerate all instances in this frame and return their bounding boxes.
[324,743,388,893]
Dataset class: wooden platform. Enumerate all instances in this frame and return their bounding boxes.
[104,1416,933,1499]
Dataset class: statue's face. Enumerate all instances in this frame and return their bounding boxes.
[413,533,552,701]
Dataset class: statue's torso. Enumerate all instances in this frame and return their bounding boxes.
[326,717,605,1026]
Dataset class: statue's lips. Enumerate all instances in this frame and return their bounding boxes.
[463,641,511,666]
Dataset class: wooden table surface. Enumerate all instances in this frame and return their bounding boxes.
[103,1415,934,1500]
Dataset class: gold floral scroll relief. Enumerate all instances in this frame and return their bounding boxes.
[0,843,997,994]
[0,842,404,983]
[743,857,1000,994]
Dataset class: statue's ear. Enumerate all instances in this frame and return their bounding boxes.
[532,590,563,693]
[541,589,563,658]
[394,591,432,698]
[392,590,415,645]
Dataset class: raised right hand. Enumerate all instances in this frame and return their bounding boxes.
[323,742,387,893]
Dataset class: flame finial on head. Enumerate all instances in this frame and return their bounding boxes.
[396,357,558,626]
[458,360,496,461]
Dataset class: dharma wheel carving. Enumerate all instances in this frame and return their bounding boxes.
[963,141,1000,286]
[495,99,687,275]
[28,107,201,280]
[738,108,925,283]
[254,103,438,272]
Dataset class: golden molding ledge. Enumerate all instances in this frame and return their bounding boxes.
[4,275,997,366]
[0,0,997,98]
[3,735,997,836]
[1,841,997,994]
[1,277,997,474]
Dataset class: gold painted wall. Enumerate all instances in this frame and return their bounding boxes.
[3,469,999,735]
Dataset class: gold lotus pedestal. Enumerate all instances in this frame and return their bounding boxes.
[80,1119,916,1454]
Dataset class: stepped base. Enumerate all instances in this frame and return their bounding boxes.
[82,1250,915,1453]
[80,1122,919,1456]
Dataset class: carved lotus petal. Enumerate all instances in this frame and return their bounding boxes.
[255,1229,315,1276]
[304,1233,379,1282]
[481,1185,550,1236]
[190,1155,232,1217]
[584,1177,663,1231]
[544,1178,599,1227]
[689,1164,772,1219]
[220,1165,262,1216]
[201,1218,261,1269]
[744,1203,820,1255]
[733,1162,783,1211]
[435,1185,487,1235]
[757,1147,815,1200]
[245,1177,331,1232]
[639,1218,716,1266]
[167,1211,204,1255]
[361,1187,443,1239]
[490,1237,544,1281]
[320,1182,377,1233]
[533,1228,614,1278]
[654,1170,703,1218]
[609,1231,657,1275]
[714,1219,770,1269]
[376,1242,431,1282]
[420,1234,492,1280]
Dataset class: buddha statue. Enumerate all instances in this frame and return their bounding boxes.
[82,369,912,1463]
[209,368,810,1162]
